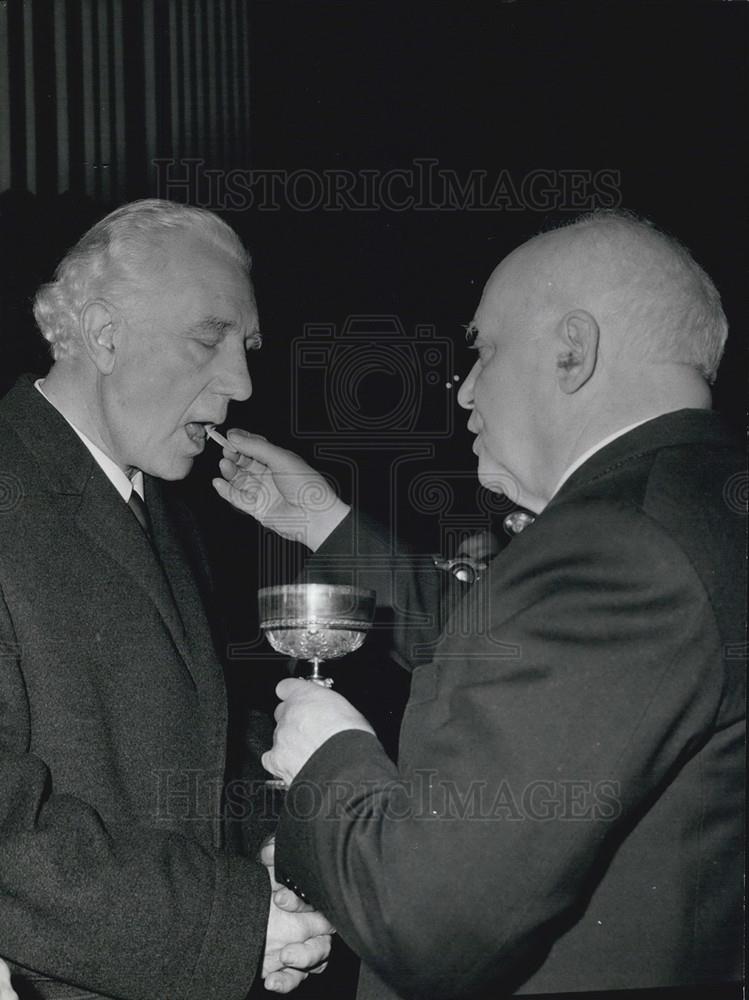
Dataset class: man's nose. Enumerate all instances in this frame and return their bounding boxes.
[216,346,253,401]
[232,366,253,401]
[230,360,253,402]
[457,361,479,410]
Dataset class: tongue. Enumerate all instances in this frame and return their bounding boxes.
[185,422,205,443]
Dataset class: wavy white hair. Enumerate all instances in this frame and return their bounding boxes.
[33,199,251,360]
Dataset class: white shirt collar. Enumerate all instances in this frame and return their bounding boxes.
[550,418,652,500]
[34,379,144,502]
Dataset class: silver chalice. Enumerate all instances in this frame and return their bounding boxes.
[258,583,377,686]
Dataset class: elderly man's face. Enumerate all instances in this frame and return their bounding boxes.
[99,231,256,479]
[457,250,555,512]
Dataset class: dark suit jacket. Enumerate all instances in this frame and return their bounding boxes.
[275,409,745,999]
[0,377,269,1000]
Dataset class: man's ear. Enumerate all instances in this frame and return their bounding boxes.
[554,309,599,394]
[79,300,119,374]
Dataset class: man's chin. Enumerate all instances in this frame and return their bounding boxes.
[477,466,546,514]
[476,463,522,505]
[139,455,196,482]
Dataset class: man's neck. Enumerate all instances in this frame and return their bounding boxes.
[42,364,123,470]
[36,375,142,501]
[549,417,653,500]
[538,371,712,510]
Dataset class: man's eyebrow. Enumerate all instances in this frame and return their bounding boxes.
[187,315,262,349]
[188,316,234,337]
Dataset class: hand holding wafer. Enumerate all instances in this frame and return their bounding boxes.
[211,429,350,551]
[205,425,235,451]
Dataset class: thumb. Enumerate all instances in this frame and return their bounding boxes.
[276,677,316,701]
[259,837,276,868]
[226,431,294,468]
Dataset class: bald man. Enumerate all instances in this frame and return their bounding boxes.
[216,212,745,998]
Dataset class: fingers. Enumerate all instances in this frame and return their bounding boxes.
[263,896,336,994]
[212,462,275,517]
[276,677,316,701]
[261,749,281,779]
[263,935,332,992]
[259,838,279,889]
[225,430,294,469]
[279,934,332,970]
[264,967,308,993]
[299,910,336,938]
[218,455,264,488]
[220,451,269,477]
[259,837,276,868]
[211,476,262,514]
[227,429,268,445]
[272,886,312,912]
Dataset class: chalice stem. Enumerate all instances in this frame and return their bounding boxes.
[306,657,334,687]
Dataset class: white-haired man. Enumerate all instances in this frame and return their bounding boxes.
[215,212,745,998]
[0,200,331,999]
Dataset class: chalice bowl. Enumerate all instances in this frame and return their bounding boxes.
[258,583,377,687]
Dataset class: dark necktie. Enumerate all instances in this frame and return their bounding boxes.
[126,484,185,634]
[128,488,152,537]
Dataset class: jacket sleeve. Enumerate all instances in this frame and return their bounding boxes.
[276,500,729,999]
[0,588,269,1000]
[303,510,458,672]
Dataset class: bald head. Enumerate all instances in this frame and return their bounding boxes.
[459,211,722,511]
[504,211,727,383]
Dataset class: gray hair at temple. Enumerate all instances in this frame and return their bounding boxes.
[33,199,251,360]
[554,210,728,384]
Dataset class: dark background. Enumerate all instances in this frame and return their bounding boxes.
[0,3,746,998]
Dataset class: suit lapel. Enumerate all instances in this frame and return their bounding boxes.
[1,376,201,689]
[146,477,225,693]
[73,465,201,689]
[146,478,230,840]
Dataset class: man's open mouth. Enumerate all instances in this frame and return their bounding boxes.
[185,421,210,444]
